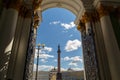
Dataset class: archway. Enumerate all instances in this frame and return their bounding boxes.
[32,7,84,80]
[24,0,99,80]
[0,0,120,80]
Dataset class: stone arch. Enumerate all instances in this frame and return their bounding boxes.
[40,0,85,24]
[41,0,84,16]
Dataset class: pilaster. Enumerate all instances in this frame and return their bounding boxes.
[23,12,40,80]
[77,11,99,80]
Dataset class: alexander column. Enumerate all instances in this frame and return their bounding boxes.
[56,45,62,80]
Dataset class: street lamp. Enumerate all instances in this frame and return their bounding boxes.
[35,43,45,80]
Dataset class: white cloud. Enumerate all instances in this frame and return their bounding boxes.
[33,64,67,71]
[33,64,54,71]
[44,46,52,52]
[39,53,54,59]
[63,56,71,61]
[63,56,83,63]
[34,46,53,59]
[35,46,52,54]
[50,21,60,25]
[68,62,78,66]
[61,22,75,29]
[72,56,83,63]
[49,21,76,30]
[72,67,84,71]
[40,59,48,63]
[34,53,54,59]
[65,39,81,52]
[54,59,57,62]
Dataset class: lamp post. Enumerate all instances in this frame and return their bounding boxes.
[35,43,45,80]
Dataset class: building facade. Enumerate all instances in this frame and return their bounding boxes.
[0,0,120,80]
[49,68,84,80]
[32,71,49,80]
[62,71,84,80]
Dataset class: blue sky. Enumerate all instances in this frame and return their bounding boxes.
[33,8,83,71]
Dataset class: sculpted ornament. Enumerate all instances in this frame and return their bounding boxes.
[33,0,43,11]
[97,4,113,18]
[82,12,92,23]
[77,20,85,32]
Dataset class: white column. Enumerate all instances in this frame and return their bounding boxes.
[93,21,111,80]
[0,8,18,52]
[0,8,19,80]
[6,15,24,79]
[13,17,32,80]
[98,6,120,80]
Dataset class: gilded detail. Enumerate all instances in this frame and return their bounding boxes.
[33,13,40,28]
[77,25,81,31]
[97,5,113,18]
[83,12,92,23]
[77,20,85,32]
[33,0,43,11]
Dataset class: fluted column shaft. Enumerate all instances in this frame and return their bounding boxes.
[97,5,120,80]
[0,1,22,79]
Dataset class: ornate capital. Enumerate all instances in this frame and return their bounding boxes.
[97,4,113,18]
[33,0,43,11]
[77,20,85,32]
[77,25,81,31]
[82,12,92,23]
[33,13,40,28]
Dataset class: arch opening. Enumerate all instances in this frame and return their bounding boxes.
[32,8,84,80]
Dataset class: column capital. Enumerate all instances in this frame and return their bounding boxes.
[97,4,113,18]
[33,13,40,29]
[82,12,93,23]
[3,0,23,11]
[33,0,43,11]
[77,20,85,32]
[77,25,82,31]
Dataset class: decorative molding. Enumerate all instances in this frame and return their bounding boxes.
[41,0,83,16]
[77,25,82,31]
[83,12,92,23]
[77,20,85,32]
[97,5,109,18]
[33,0,43,11]
[33,13,40,28]
[97,4,114,18]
